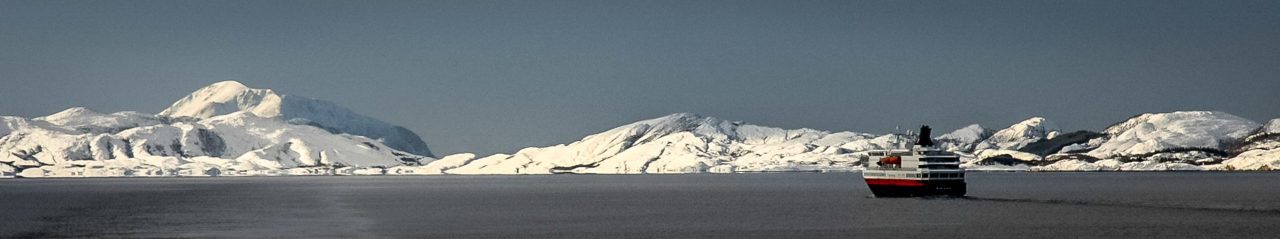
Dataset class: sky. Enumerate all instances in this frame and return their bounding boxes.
[1,0,1277,156]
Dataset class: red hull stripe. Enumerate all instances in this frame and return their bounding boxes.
[865,178,925,186]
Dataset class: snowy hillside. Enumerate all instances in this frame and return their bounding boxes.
[2,82,1275,178]
[1029,112,1265,171]
[1218,118,1280,170]
[975,117,1060,150]
[1086,111,1258,158]
[158,81,432,157]
[1,82,435,178]
[34,107,164,134]
[1,108,428,178]
[408,113,892,174]
[1266,119,1280,133]
[935,124,992,152]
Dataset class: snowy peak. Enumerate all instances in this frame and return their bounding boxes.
[938,124,993,143]
[608,113,745,144]
[37,107,102,121]
[935,124,994,152]
[1003,117,1060,140]
[155,81,432,157]
[158,81,282,119]
[976,117,1060,150]
[0,80,436,177]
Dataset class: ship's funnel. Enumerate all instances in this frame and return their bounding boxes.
[916,125,934,147]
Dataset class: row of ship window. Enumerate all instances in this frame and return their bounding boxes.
[862,172,964,178]
[919,164,960,169]
[918,173,963,178]
[919,158,961,163]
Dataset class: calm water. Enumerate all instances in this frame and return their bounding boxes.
[2,172,1279,238]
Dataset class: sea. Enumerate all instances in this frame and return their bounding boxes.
[2,172,1278,238]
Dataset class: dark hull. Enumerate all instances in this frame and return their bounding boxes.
[865,179,966,197]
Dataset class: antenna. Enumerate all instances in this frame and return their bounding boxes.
[897,125,905,148]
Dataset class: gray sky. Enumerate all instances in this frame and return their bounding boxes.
[1,0,1277,156]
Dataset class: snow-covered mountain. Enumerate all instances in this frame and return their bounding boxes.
[975,117,1060,151]
[33,107,165,134]
[1085,111,1258,158]
[406,113,889,174]
[158,81,432,157]
[935,124,993,152]
[0,82,433,178]
[2,81,1276,178]
[1219,118,1280,170]
[1030,111,1265,171]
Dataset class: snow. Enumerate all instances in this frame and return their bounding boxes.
[1,116,31,137]
[442,113,871,175]
[339,167,386,176]
[1263,119,1280,134]
[385,165,436,175]
[975,117,1060,150]
[34,107,163,134]
[157,81,432,157]
[415,153,476,173]
[1057,137,1107,154]
[1087,111,1259,158]
[1031,160,1101,171]
[0,125,97,165]
[962,164,1031,171]
[5,80,1280,177]
[0,82,435,178]
[17,167,46,178]
[974,149,1044,162]
[1027,112,1265,172]
[839,134,910,152]
[157,81,276,118]
[0,163,14,178]
[1030,159,1203,171]
[935,124,993,152]
[1221,148,1280,170]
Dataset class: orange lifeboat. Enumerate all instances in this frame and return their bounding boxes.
[878,156,901,167]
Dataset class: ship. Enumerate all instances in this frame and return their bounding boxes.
[860,125,966,197]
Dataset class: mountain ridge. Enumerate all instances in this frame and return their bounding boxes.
[158,81,432,157]
[2,81,1276,178]
[1,82,434,178]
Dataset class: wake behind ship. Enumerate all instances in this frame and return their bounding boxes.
[860,125,966,197]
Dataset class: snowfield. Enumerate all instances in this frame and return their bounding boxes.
[431,113,879,175]
[158,81,432,156]
[1,81,1276,178]
[1086,111,1258,158]
[975,117,1060,151]
[1,81,431,178]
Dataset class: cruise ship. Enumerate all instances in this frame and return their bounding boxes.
[860,125,966,197]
